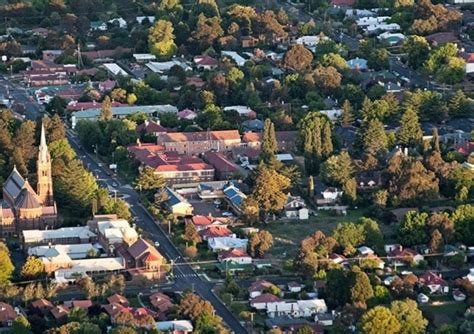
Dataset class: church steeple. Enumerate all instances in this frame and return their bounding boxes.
[37,122,53,206]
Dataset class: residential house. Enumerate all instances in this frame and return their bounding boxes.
[0,303,17,327]
[177,109,197,120]
[54,257,125,283]
[103,302,126,318]
[242,131,298,152]
[108,17,127,29]
[223,183,247,214]
[453,289,467,302]
[208,237,248,252]
[200,226,233,241]
[360,253,385,270]
[288,282,302,293]
[223,105,256,118]
[388,246,424,267]
[190,215,227,232]
[418,272,449,294]
[241,36,259,48]
[136,16,155,24]
[248,280,277,298]
[107,294,129,307]
[156,130,241,155]
[296,35,328,47]
[266,317,324,334]
[186,76,206,89]
[31,299,54,315]
[50,305,69,323]
[425,32,458,46]
[193,55,218,70]
[242,119,264,132]
[264,299,328,318]
[137,120,168,137]
[156,320,193,333]
[378,32,405,45]
[347,57,368,70]
[284,195,309,220]
[64,300,93,310]
[329,253,348,266]
[98,79,117,92]
[218,249,252,264]
[102,63,129,77]
[315,313,334,326]
[221,51,246,66]
[358,246,374,256]
[164,187,194,217]
[133,54,157,63]
[66,101,128,112]
[150,293,174,313]
[95,219,138,251]
[250,294,283,310]
[320,188,343,203]
[90,21,107,31]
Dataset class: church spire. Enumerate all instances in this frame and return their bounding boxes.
[37,121,53,206]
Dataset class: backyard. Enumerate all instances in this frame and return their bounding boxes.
[265,209,397,259]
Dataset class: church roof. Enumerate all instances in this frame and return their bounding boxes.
[15,180,41,209]
[3,166,25,200]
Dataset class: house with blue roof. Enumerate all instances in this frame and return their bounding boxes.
[347,57,368,70]
[223,184,247,214]
[164,187,193,218]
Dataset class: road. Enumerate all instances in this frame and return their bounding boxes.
[3,76,247,333]
[0,75,43,119]
[66,132,247,333]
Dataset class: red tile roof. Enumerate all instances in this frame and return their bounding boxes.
[200,226,232,239]
[107,294,129,306]
[159,130,241,142]
[192,215,214,226]
[218,249,250,260]
[194,55,218,66]
[204,152,238,173]
[250,293,282,304]
[50,305,69,319]
[150,293,174,313]
[103,302,127,317]
[64,300,93,309]
[137,120,168,134]
[31,299,54,309]
[418,271,447,286]
[249,280,275,293]
[456,142,474,156]
[0,302,17,323]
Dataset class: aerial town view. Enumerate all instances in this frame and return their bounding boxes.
[0,0,473,333]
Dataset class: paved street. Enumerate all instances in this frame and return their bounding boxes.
[66,131,247,333]
[1,75,247,333]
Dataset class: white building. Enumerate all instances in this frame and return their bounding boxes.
[221,51,246,66]
[146,60,192,74]
[108,17,127,29]
[295,35,328,47]
[22,227,97,248]
[284,195,309,220]
[54,257,125,283]
[133,53,157,63]
[156,320,193,333]
[223,105,254,117]
[321,188,343,201]
[136,16,155,24]
[266,299,328,318]
[208,237,248,252]
[29,243,99,260]
[319,109,342,121]
[102,63,129,77]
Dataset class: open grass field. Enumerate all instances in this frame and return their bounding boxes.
[265,209,397,259]
[420,302,467,327]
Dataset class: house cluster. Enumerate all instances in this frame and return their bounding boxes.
[21,214,165,284]
[247,279,331,333]
[0,292,194,333]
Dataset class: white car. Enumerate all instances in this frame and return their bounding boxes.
[222,211,234,217]
[154,241,160,247]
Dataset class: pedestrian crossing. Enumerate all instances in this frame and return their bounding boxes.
[174,273,199,278]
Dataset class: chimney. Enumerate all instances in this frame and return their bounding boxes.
[156,119,160,125]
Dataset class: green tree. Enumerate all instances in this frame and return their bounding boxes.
[398,211,429,246]
[283,44,313,72]
[390,299,428,334]
[360,218,384,252]
[136,166,166,200]
[404,35,430,69]
[192,14,224,49]
[0,242,14,283]
[343,178,357,204]
[55,159,98,216]
[261,119,278,167]
[100,96,113,121]
[148,19,177,59]
[431,127,440,152]
[333,222,365,256]
[250,165,290,215]
[308,175,314,198]
[368,48,389,70]
[350,267,374,307]
[10,316,32,334]
[21,256,44,279]
[321,122,333,158]
[363,118,388,156]
[248,230,273,258]
[183,222,201,245]
[397,107,423,147]
[360,306,401,334]
[320,151,353,186]
[341,99,354,127]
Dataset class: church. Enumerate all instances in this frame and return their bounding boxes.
[0,123,57,236]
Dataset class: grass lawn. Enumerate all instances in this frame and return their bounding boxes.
[265,209,396,259]
[128,296,142,308]
[420,302,467,326]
